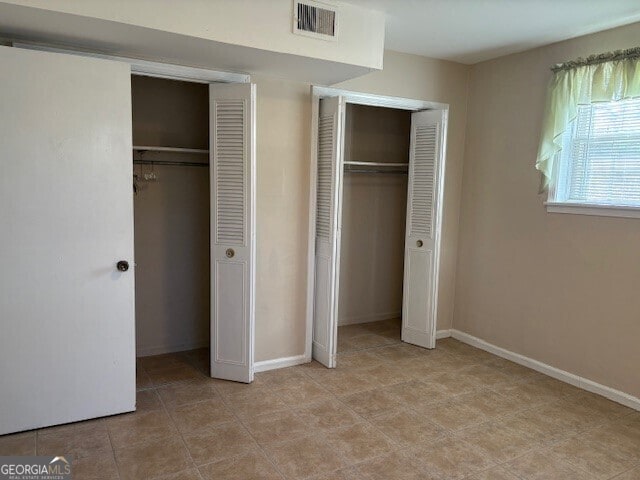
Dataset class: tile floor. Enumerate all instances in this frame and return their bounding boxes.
[1,318,639,479]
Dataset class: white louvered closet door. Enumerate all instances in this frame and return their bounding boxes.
[210,83,256,383]
[402,109,447,349]
[313,96,346,367]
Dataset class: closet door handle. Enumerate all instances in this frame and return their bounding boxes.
[117,260,130,272]
[416,240,423,248]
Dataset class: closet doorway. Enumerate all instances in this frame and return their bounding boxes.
[0,43,256,435]
[131,74,257,383]
[132,76,211,365]
[338,104,410,354]
[309,88,448,368]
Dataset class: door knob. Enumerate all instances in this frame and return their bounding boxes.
[416,240,423,248]
[117,260,130,272]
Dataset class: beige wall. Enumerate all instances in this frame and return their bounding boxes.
[253,50,471,361]
[253,75,312,361]
[2,0,384,69]
[339,173,407,325]
[337,51,472,332]
[455,22,640,398]
[134,162,210,356]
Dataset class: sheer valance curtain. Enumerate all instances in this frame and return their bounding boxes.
[536,47,640,191]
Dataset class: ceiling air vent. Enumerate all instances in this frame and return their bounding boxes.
[293,0,338,41]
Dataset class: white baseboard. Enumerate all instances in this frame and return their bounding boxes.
[254,354,309,373]
[436,329,452,339]
[450,329,640,412]
[338,311,401,327]
[136,340,209,357]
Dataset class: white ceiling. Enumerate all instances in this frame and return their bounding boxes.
[344,0,640,64]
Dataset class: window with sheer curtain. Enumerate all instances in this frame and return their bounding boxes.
[552,97,640,206]
[536,47,640,216]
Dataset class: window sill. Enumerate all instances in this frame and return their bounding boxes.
[545,202,640,219]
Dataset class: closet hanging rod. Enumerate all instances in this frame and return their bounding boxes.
[343,161,409,167]
[133,146,209,154]
[133,159,209,168]
[344,169,408,175]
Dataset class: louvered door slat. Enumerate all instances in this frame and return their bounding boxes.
[409,124,438,238]
[215,99,246,245]
[316,114,335,239]
[312,96,345,368]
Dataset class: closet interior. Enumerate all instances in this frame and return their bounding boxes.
[132,75,210,368]
[337,104,412,355]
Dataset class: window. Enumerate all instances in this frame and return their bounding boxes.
[551,97,640,208]
[536,48,640,218]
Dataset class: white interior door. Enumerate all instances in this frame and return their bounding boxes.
[312,96,346,367]
[402,109,447,349]
[210,83,256,383]
[0,46,135,435]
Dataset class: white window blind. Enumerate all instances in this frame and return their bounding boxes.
[554,97,640,207]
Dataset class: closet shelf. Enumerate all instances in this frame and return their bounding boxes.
[133,146,209,154]
[344,161,409,167]
[133,159,208,168]
[344,161,409,174]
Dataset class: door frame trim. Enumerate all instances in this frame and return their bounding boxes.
[12,41,251,84]
[306,86,449,364]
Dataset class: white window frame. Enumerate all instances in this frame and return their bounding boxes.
[545,201,640,219]
[545,99,640,219]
